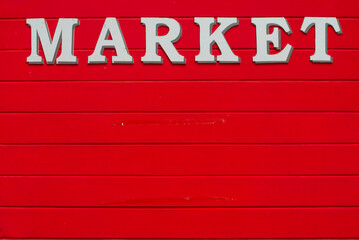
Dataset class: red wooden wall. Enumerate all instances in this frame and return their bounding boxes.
[1,0,359,238]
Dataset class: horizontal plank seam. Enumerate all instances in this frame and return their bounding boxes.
[2,238,359,240]
[2,48,359,51]
[2,206,359,209]
[2,207,359,210]
[2,79,359,82]
[1,17,358,20]
[2,143,359,145]
[1,16,359,19]
[1,111,359,113]
[2,111,359,113]
[1,48,358,52]
[1,206,359,209]
[4,175,359,177]
[1,80,359,83]
[2,175,359,177]
[1,239,358,240]
[3,143,359,145]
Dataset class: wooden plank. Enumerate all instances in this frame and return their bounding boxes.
[1,176,359,207]
[0,113,359,143]
[0,0,358,18]
[1,81,359,112]
[1,50,357,81]
[1,144,359,175]
[0,18,356,50]
[1,207,359,238]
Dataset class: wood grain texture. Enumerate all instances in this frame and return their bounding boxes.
[1,50,358,81]
[0,18,356,50]
[1,176,358,207]
[1,81,359,112]
[1,207,359,238]
[1,144,359,176]
[1,113,359,143]
[1,0,358,18]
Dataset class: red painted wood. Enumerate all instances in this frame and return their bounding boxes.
[1,81,359,112]
[0,113,358,143]
[1,0,358,18]
[1,176,358,207]
[1,208,359,238]
[1,50,357,81]
[1,0,359,238]
[1,144,359,175]
[0,18,356,50]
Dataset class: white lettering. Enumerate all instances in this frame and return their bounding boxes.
[27,18,79,64]
[301,17,342,63]
[195,17,240,63]
[141,18,185,64]
[252,17,293,64]
[88,17,133,64]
